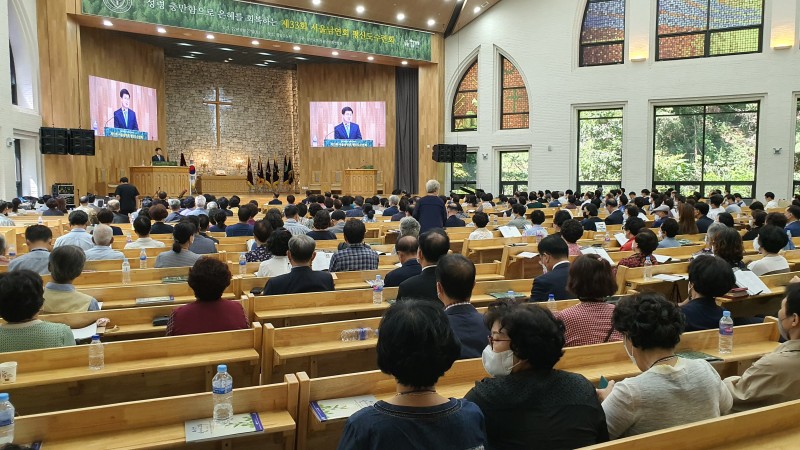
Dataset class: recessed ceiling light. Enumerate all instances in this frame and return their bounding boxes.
[102,20,113,27]
[332,51,339,56]
[219,47,234,51]
[265,60,276,63]
[367,56,374,61]
[312,0,321,5]
[177,42,193,46]
[473,6,481,13]
[272,44,281,48]
[397,13,405,21]
[182,55,195,59]
[206,33,215,39]
[293,46,301,51]
[251,40,259,45]
[356,5,365,13]
[257,52,271,56]
[427,19,436,26]
[157,27,167,33]
[296,57,308,60]
[401,61,408,65]
[189,51,204,55]
[255,63,266,67]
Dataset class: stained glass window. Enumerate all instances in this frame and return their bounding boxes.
[656,0,763,61]
[580,0,625,66]
[452,61,478,132]
[500,57,529,130]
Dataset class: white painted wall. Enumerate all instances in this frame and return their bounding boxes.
[0,0,42,200]
[444,0,800,199]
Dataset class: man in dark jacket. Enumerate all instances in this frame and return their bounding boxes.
[531,235,571,301]
[445,203,466,227]
[262,235,334,295]
[397,228,449,303]
[437,254,485,359]
[384,236,421,287]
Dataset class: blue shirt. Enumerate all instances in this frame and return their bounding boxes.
[786,221,800,238]
[225,223,254,237]
[8,249,50,275]
[53,228,94,251]
[84,245,125,261]
[337,398,487,450]
[657,237,682,248]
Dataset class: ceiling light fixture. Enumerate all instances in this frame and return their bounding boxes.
[293,46,301,51]
[102,20,113,27]
[157,27,167,33]
[206,33,215,39]
[332,51,339,56]
[219,47,234,51]
[397,13,405,21]
[473,6,481,13]
[296,57,308,60]
[182,55,195,59]
[265,60,276,63]
[177,42,193,46]
[356,5,365,13]
[427,19,436,26]
[312,0,321,5]
[367,56,374,61]
[258,52,272,56]
[189,51,204,55]
[251,40,259,45]
[401,61,408,65]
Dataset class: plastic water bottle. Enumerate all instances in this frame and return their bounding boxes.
[643,256,653,280]
[239,253,247,275]
[212,365,234,424]
[89,335,104,370]
[719,311,734,354]
[372,275,384,304]
[312,135,318,147]
[139,249,147,269]
[603,233,611,248]
[121,258,131,284]
[341,327,378,342]
[37,216,43,225]
[0,393,14,444]
[547,293,558,313]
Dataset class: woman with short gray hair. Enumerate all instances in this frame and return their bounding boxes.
[413,179,447,233]
[399,217,421,239]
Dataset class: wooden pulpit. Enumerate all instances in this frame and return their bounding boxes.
[344,169,377,197]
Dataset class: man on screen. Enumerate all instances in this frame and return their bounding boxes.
[333,106,362,140]
[152,147,165,163]
[113,89,139,131]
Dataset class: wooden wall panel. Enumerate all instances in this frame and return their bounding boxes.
[417,34,446,194]
[297,64,396,194]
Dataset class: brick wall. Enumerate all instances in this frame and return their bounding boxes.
[165,58,299,181]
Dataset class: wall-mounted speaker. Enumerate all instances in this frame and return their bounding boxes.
[40,127,69,155]
[433,144,468,163]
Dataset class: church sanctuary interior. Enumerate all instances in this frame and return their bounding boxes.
[2,0,800,448]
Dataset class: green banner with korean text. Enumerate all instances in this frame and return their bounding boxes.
[82,0,432,61]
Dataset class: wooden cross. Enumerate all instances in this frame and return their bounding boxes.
[202,87,232,147]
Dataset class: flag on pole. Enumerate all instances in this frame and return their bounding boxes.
[265,158,272,187]
[287,157,294,185]
[246,157,254,186]
[273,159,280,184]
[257,157,264,185]
[283,155,289,184]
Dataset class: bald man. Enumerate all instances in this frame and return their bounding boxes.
[384,235,421,287]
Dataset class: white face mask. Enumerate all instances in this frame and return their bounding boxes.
[753,236,761,253]
[482,345,518,377]
[624,336,637,366]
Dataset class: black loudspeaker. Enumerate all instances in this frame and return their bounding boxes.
[433,144,468,163]
[40,127,69,155]
[69,129,96,156]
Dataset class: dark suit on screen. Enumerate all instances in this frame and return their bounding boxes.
[333,122,362,140]
[530,262,571,302]
[113,108,139,130]
[397,266,440,305]
[262,266,334,295]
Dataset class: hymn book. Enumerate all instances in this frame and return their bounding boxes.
[184,413,264,443]
[310,395,377,422]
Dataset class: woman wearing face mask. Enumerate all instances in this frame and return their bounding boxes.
[464,300,609,449]
[723,283,800,412]
[337,300,487,450]
[597,293,732,439]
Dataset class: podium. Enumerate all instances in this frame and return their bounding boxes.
[130,166,188,197]
[344,169,377,197]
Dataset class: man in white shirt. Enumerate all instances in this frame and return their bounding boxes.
[707,194,725,221]
[84,225,125,261]
[187,196,209,216]
[282,204,311,236]
[724,194,742,215]
[765,191,779,209]
[125,216,166,249]
[75,196,97,224]
[53,210,94,251]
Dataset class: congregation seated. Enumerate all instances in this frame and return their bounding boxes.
[506,204,531,230]
[678,203,699,234]
[384,236,421,287]
[95,208,124,237]
[362,204,377,223]
[267,193,282,205]
[338,300,487,449]
[598,293,732,438]
[552,210,572,234]
[328,210,346,234]
[166,258,248,336]
[106,199,128,224]
[0,270,75,352]
[747,225,790,276]
[329,220,378,272]
[619,217,644,252]
[0,201,14,226]
[680,256,736,332]
[84,225,125,261]
[183,216,217,255]
[465,300,609,448]
[42,245,100,313]
[8,225,52,275]
[307,210,336,240]
[154,222,201,268]
[397,229,449,303]
[724,283,800,412]
[580,203,604,231]
[616,229,659,271]
[53,210,93,251]
[651,204,669,227]
[208,210,227,233]
[560,219,583,256]
[604,199,623,225]
[225,205,255,237]
[694,202,714,233]
[557,255,622,347]
[262,235,334,295]
[785,205,800,237]
[42,197,64,216]
[468,212,492,240]
[765,212,796,250]
[256,229,292,277]
[437,254,484,359]
[382,195,399,217]
[444,203,466,227]
[742,210,765,241]
[710,226,746,270]
[399,216,420,239]
[657,218,681,248]
[523,209,549,239]
[283,205,311,236]
[245,220,273,262]
[148,204,174,234]
[197,214,219,244]
[531,235,570,302]
[164,199,183,223]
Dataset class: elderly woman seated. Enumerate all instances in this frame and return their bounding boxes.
[597,292,732,438]
[166,258,249,336]
[0,270,75,352]
[338,300,487,449]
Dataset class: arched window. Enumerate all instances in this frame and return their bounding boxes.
[452,61,478,132]
[500,57,529,130]
[656,0,764,61]
[579,0,625,67]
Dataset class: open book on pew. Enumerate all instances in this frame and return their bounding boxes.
[311,395,377,422]
[614,233,628,247]
[185,412,264,443]
[312,251,334,271]
[734,270,772,296]
[498,226,521,238]
[651,254,673,263]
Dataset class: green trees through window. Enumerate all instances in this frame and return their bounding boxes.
[578,109,623,193]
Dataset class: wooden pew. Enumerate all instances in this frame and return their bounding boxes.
[44,266,192,288]
[582,399,800,450]
[615,262,691,300]
[1,324,263,415]
[717,271,800,317]
[59,282,238,311]
[462,237,539,264]
[294,321,780,450]
[13,376,299,449]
